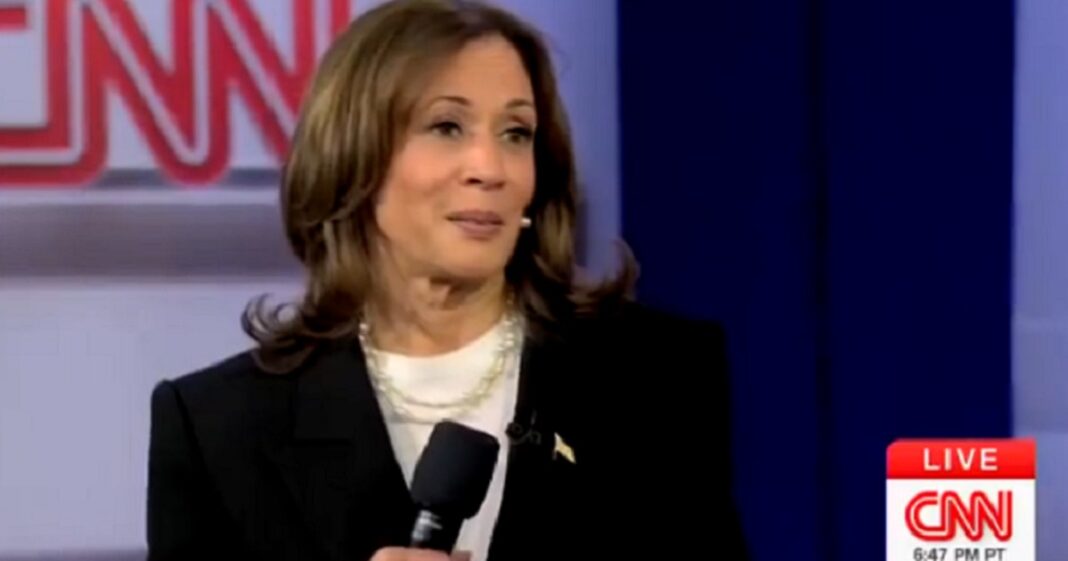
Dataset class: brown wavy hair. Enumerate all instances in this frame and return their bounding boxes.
[243,0,636,373]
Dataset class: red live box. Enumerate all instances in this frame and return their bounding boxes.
[887,439,1036,479]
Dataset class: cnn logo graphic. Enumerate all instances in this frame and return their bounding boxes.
[0,0,354,186]
[905,490,1012,542]
[886,439,1034,561]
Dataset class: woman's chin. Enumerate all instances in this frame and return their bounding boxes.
[435,257,509,283]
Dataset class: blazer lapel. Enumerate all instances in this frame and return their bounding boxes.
[488,324,579,560]
[258,341,413,559]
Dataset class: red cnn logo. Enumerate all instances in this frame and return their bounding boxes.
[0,0,352,186]
[905,490,1013,542]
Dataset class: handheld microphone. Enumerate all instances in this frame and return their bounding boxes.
[409,421,500,552]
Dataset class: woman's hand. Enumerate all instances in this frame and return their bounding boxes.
[369,547,472,561]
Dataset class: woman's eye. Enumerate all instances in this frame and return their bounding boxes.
[429,121,462,138]
[503,126,534,145]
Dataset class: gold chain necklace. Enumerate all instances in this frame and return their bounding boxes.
[358,311,522,424]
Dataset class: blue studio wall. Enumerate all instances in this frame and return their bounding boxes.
[618,1,1015,560]
[1016,0,1068,556]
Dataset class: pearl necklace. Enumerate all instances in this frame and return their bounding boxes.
[358,312,523,424]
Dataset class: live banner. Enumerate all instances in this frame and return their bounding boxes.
[887,439,1035,561]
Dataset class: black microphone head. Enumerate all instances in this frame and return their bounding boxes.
[410,421,500,519]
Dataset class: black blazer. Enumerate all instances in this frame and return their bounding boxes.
[146,302,748,560]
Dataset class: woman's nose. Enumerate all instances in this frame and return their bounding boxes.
[461,135,506,190]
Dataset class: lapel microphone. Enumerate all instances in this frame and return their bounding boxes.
[409,421,500,552]
[505,419,542,447]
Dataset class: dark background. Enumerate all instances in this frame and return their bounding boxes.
[619,1,1015,559]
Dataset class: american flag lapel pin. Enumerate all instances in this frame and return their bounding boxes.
[554,432,576,464]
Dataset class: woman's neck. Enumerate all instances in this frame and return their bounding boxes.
[367,272,509,357]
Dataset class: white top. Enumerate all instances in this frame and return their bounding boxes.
[368,317,522,561]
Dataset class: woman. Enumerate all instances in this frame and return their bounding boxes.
[146,0,747,560]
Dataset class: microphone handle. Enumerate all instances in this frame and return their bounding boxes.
[410,509,462,552]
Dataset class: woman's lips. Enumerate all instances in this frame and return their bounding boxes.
[446,210,505,240]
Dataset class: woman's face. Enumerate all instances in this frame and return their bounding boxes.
[374,35,537,283]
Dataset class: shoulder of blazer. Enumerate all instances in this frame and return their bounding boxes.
[551,300,731,429]
[572,300,728,366]
[169,349,263,394]
[152,349,311,531]
[157,350,291,477]
[163,350,272,434]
